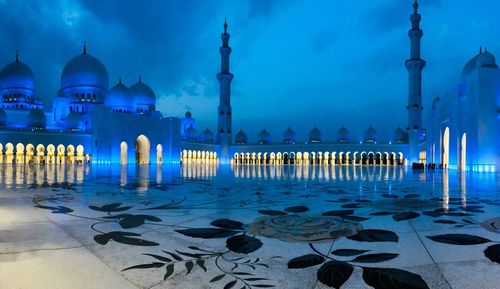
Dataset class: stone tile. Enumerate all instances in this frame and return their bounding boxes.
[0,247,139,289]
[438,260,500,289]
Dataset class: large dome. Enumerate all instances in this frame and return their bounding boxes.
[27,108,46,129]
[60,48,109,92]
[283,127,296,144]
[235,129,248,144]
[105,80,133,111]
[130,77,156,108]
[364,125,378,143]
[258,129,271,144]
[308,126,322,143]
[198,128,214,143]
[337,126,349,142]
[0,57,35,92]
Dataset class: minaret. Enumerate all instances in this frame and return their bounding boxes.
[216,18,234,163]
[405,0,426,165]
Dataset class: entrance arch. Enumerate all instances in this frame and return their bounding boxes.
[120,141,128,164]
[442,127,450,169]
[135,135,150,164]
[156,144,163,164]
[460,133,466,171]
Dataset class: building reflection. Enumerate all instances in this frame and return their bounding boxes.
[230,163,409,183]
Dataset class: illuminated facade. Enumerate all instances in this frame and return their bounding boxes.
[0,44,181,165]
[0,1,497,171]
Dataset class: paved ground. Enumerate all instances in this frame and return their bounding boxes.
[0,164,499,289]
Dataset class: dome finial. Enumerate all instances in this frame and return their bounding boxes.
[413,0,419,13]
[118,76,122,84]
[83,41,87,54]
[480,46,483,54]
[15,49,19,62]
[139,75,142,83]
[224,17,228,33]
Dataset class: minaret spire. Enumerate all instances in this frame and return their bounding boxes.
[405,0,426,165]
[216,18,234,163]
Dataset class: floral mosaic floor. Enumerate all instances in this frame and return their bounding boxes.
[0,164,499,289]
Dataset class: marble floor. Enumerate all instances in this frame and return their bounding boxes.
[0,163,499,289]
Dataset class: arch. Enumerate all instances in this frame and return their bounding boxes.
[5,143,14,164]
[56,144,65,164]
[339,152,344,165]
[47,144,56,164]
[323,152,329,165]
[156,144,163,164]
[398,152,404,165]
[460,133,466,171]
[66,145,75,164]
[383,152,389,165]
[390,152,396,166]
[442,127,450,169]
[15,143,25,164]
[135,135,150,164]
[345,151,351,165]
[360,151,367,165]
[120,141,128,164]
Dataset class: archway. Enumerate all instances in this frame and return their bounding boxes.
[76,145,85,164]
[67,145,75,164]
[15,143,25,164]
[460,133,466,171]
[57,144,65,164]
[5,143,14,164]
[26,144,35,164]
[442,127,449,169]
[135,135,150,164]
[156,144,163,164]
[47,144,56,164]
[120,141,128,164]
[36,144,45,164]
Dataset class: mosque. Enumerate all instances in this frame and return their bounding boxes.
[0,1,498,172]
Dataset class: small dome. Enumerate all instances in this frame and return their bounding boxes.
[462,50,498,77]
[130,78,156,108]
[65,111,83,130]
[257,129,271,144]
[185,111,192,118]
[392,127,407,143]
[308,126,322,143]
[477,50,496,67]
[27,108,46,129]
[105,80,133,110]
[0,58,36,92]
[337,126,350,143]
[184,125,197,141]
[235,129,248,144]
[0,108,7,127]
[198,128,214,143]
[364,125,378,143]
[283,127,296,143]
[61,50,109,93]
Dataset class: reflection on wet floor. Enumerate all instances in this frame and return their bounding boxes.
[0,163,499,289]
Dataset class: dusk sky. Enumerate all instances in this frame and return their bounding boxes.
[1,0,499,142]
